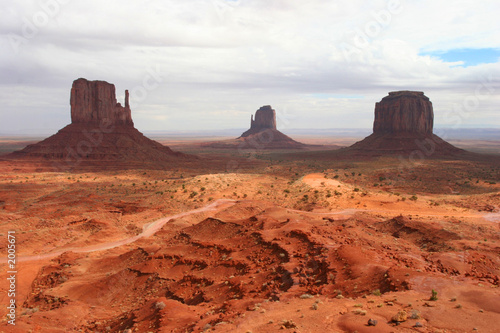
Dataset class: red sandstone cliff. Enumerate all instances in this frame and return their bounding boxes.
[240,105,277,137]
[70,78,133,126]
[238,106,305,149]
[345,91,463,156]
[373,91,433,135]
[7,78,190,169]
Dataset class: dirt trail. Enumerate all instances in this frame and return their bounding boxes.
[0,199,237,263]
[2,195,496,264]
[484,211,500,222]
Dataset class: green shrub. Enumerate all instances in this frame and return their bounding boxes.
[430,289,438,301]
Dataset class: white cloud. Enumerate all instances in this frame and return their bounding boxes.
[0,0,499,134]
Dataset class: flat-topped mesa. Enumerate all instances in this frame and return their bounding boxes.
[343,90,465,156]
[240,105,277,137]
[70,78,133,126]
[373,91,433,135]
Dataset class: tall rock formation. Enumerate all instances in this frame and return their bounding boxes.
[7,78,189,170]
[240,105,277,137]
[70,78,133,126]
[345,91,463,156]
[373,91,433,135]
[237,105,305,149]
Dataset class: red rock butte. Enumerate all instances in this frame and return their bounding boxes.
[345,91,464,156]
[7,78,189,169]
[373,91,433,135]
[240,105,277,137]
[70,78,133,126]
[238,105,305,149]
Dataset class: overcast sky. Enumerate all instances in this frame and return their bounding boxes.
[1,0,499,135]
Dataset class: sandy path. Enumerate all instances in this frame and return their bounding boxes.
[1,199,237,263]
[2,196,497,264]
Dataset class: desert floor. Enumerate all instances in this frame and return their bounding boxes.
[0,137,499,333]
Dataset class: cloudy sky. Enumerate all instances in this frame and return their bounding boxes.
[1,0,499,135]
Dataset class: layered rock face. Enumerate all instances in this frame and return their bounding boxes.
[345,91,463,156]
[373,91,433,135]
[8,78,189,169]
[70,78,133,126]
[240,105,277,137]
[237,105,305,149]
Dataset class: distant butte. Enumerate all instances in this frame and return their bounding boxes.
[237,105,306,149]
[343,91,464,156]
[7,78,190,170]
[240,105,277,137]
[373,91,433,135]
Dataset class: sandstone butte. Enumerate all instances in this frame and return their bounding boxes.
[345,91,464,156]
[70,78,133,126]
[7,78,188,169]
[238,105,306,149]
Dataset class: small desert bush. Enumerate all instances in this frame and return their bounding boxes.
[430,289,438,301]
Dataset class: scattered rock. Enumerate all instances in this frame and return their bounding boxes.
[367,318,378,326]
[391,310,408,323]
[280,319,297,329]
[409,309,421,319]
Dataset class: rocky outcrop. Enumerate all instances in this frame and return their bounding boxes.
[7,78,191,169]
[373,91,433,135]
[343,91,464,157]
[70,78,133,126]
[237,105,305,149]
[240,105,277,137]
